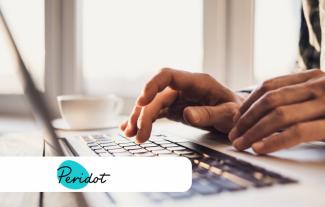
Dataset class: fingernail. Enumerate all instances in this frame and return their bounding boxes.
[233,136,244,150]
[135,129,145,144]
[136,97,143,106]
[252,142,264,151]
[135,129,142,144]
[189,109,200,124]
[228,127,238,141]
[124,121,137,137]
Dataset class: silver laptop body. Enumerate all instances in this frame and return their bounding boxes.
[3,6,320,207]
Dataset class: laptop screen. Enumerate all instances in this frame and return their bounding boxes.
[0,7,63,156]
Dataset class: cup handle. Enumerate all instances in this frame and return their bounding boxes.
[112,96,124,114]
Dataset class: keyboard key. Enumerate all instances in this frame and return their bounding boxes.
[160,143,178,148]
[194,166,210,176]
[253,171,265,180]
[100,143,118,147]
[154,149,172,154]
[152,140,171,145]
[114,139,133,144]
[119,143,137,147]
[173,150,194,155]
[94,149,107,154]
[220,166,262,185]
[87,142,98,147]
[221,171,252,187]
[90,146,103,150]
[134,152,156,157]
[183,153,202,159]
[98,140,114,144]
[104,145,122,150]
[124,146,142,150]
[167,146,186,151]
[146,146,164,151]
[113,152,133,156]
[158,153,178,157]
[129,149,148,154]
[139,143,157,148]
[109,149,127,153]
[197,160,211,170]
[98,152,113,157]
[200,157,217,165]
[209,166,223,176]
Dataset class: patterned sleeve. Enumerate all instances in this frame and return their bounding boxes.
[297,0,322,70]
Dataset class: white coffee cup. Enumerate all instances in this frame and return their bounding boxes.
[57,94,123,129]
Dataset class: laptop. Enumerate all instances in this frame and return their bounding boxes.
[2,6,325,207]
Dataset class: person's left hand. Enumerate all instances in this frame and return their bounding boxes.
[229,69,325,154]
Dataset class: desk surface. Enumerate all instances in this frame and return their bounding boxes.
[0,116,88,207]
[0,116,325,207]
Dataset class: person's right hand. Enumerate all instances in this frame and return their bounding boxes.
[120,68,245,143]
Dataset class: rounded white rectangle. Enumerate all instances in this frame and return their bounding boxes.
[0,157,192,192]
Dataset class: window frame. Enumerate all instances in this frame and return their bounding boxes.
[0,0,82,116]
[0,0,255,116]
[44,0,82,116]
[225,0,255,90]
[204,0,255,90]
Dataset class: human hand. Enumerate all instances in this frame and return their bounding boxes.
[120,68,244,143]
[229,69,325,154]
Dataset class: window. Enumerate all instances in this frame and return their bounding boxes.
[254,0,301,83]
[0,0,45,94]
[0,0,303,115]
[82,0,203,97]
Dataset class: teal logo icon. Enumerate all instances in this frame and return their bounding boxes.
[57,160,111,190]
[57,160,89,189]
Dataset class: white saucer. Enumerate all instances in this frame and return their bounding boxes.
[51,117,126,131]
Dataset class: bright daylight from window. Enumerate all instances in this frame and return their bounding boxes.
[254,0,301,83]
[0,0,44,94]
[82,0,203,97]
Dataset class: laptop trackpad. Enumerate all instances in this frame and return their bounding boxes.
[258,142,325,163]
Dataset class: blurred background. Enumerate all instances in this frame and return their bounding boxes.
[0,0,301,116]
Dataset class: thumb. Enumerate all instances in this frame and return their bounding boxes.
[183,103,239,132]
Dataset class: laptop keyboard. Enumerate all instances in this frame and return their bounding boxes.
[82,133,297,202]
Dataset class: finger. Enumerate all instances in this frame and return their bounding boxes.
[183,102,239,133]
[135,88,177,143]
[119,121,127,131]
[124,106,142,137]
[252,119,325,154]
[136,68,233,106]
[135,108,152,144]
[233,98,325,150]
[240,69,323,115]
[229,83,313,140]
[136,68,194,106]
